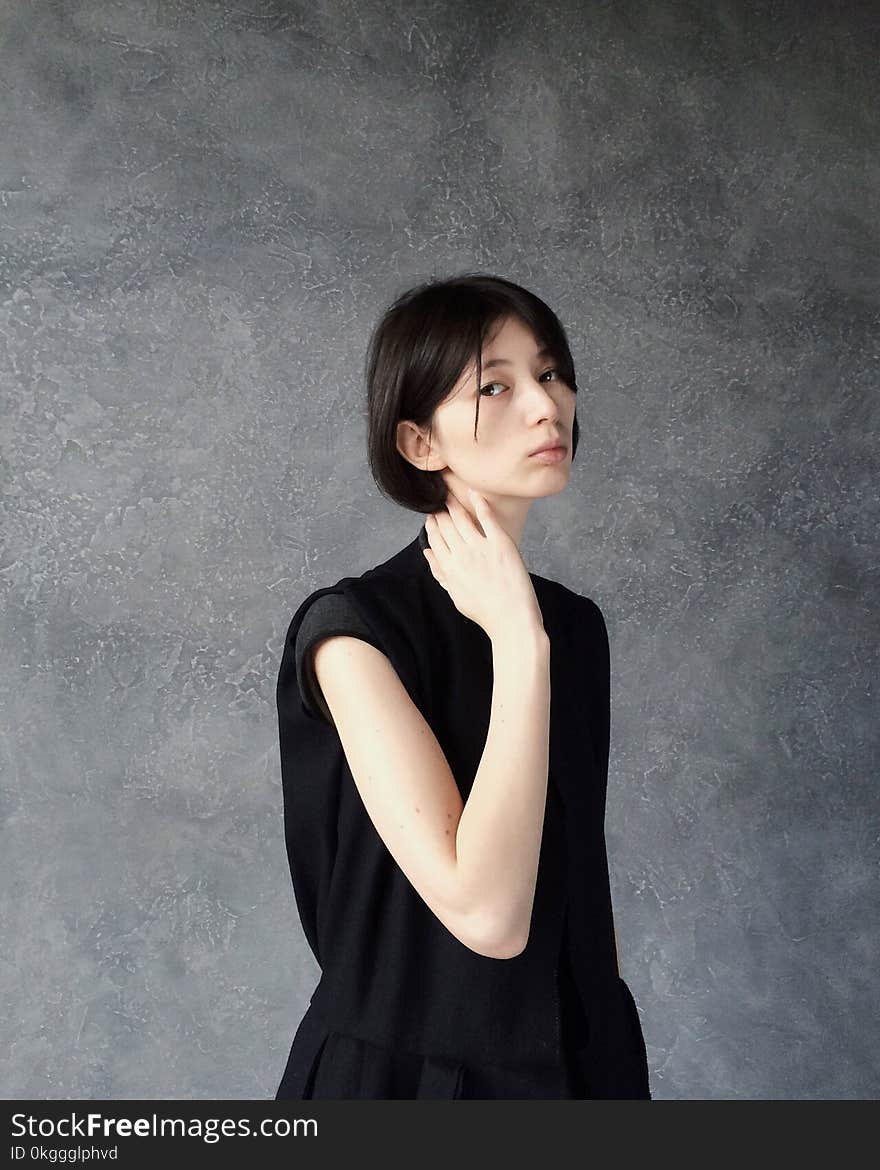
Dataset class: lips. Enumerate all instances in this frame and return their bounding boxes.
[528,444,568,466]
[529,441,567,456]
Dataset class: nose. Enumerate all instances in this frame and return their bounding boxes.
[525,376,561,425]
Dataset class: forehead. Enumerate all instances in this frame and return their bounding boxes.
[483,315,542,354]
[442,315,553,404]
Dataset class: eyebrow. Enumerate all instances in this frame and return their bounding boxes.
[480,347,554,370]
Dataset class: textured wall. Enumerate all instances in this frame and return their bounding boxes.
[1,0,877,1099]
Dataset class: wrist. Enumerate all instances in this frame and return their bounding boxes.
[490,619,550,656]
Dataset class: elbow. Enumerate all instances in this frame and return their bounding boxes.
[466,911,529,960]
[486,926,529,960]
[489,935,528,960]
[447,879,530,959]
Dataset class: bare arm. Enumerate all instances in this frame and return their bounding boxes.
[453,621,551,956]
[311,619,551,960]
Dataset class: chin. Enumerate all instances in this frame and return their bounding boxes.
[542,473,570,495]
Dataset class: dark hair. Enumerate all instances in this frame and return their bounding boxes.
[365,272,580,514]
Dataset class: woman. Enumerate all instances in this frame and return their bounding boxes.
[274,273,651,1099]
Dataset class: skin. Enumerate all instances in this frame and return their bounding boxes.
[312,312,622,969]
[395,313,577,548]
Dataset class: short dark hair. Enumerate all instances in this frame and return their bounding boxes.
[365,272,580,514]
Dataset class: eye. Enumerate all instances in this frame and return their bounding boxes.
[477,369,563,397]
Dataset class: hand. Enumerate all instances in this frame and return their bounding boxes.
[422,489,544,642]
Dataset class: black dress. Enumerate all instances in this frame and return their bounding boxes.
[274,524,651,1100]
[278,591,589,1098]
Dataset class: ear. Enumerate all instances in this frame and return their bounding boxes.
[396,419,442,471]
[397,418,447,472]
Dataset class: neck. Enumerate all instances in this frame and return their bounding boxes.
[442,488,531,549]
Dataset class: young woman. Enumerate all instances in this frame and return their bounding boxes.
[274,273,651,1099]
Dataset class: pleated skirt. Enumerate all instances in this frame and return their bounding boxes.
[275,934,605,1100]
[274,997,585,1099]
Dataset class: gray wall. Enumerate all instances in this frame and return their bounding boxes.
[1,0,877,1099]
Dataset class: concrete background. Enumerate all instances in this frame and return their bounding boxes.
[1,0,877,1099]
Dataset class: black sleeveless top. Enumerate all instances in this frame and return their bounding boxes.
[294,589,591,1047]
[276,522,650,1097]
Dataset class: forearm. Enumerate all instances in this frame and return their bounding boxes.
[454,623,552,955]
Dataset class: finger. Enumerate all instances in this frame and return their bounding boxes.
[468,489,495,531]
[422,548,447,589]
[443,492,478,542]
[425,511,450,554]
[430,505,458,549]
[467,489,498,540]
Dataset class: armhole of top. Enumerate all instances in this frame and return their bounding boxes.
[294,591,386,725]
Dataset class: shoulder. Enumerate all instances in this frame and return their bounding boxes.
[295,590,371,649]
[530,571,608,640]
[293,587,388,673]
